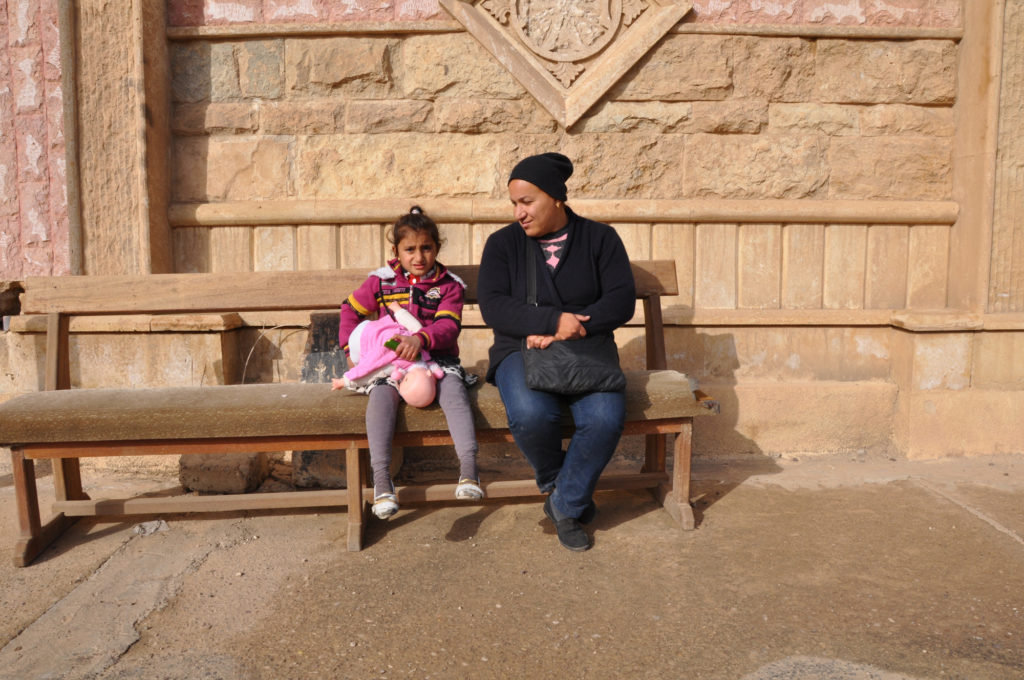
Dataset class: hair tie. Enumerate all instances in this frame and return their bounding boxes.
[410,207,422,215]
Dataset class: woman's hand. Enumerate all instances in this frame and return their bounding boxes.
[391,334,422,361]
[526,314,590,348]
[525,334,555,349]
[554,313,590,341]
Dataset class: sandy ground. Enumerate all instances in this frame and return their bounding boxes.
[1,454,1023,679]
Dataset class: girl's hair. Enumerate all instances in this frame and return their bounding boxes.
[389,205,443,250]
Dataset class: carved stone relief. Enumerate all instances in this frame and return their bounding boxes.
[439,0,692,127]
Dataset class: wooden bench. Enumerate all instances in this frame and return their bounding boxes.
[0,262,718,567]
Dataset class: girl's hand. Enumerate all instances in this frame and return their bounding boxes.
[525,334,556,349]
[392,334,422,361]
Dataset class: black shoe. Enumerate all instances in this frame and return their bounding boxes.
[544,496,592,552]
[578,500,597,525]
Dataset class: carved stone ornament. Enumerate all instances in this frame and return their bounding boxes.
[439,0,692,127]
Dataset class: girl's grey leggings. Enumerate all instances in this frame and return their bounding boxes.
[365,373,479,495]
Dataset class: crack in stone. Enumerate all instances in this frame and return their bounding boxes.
[0,522,252,679]
[913,478,1024,549]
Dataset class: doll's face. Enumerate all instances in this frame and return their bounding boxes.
[398,366,436,408]
[394,229,438,279]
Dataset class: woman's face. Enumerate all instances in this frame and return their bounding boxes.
[508,179,568,238]
[394,229,438,279]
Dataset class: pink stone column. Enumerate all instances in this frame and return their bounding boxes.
[0,1,23,278]
[0,0,70,279]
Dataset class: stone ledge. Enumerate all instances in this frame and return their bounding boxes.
[10,309,1020,335]
[166,23,963,42]
[167,21,464,40]
[665,308,892,327]
[674,24,962,40]
[890,310,983,331]
[981,313,1024,331]
[169,198,960,227]
[9,313,246,333]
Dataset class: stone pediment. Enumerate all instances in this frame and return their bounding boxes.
[439,0,692,128]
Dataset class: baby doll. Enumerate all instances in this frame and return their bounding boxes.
[332,302,443,408]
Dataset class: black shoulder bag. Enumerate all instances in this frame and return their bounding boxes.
[521,247,626,395]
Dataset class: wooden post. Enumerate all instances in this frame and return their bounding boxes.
[44,312,70,391]
[11,448,77,567]
[673,420,694,528]
[346,445,364,551]
[643,295,667,371]
[54,459,89,502]
[44,312,88,504]
[642,433,667,475]
[655,420,696,530]
[642,294,669,474]
[12,449,41,547]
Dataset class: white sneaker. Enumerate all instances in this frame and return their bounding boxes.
[372,492,398,519]
[455,478,484,500]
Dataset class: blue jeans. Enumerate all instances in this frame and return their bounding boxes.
[494,351,626,520]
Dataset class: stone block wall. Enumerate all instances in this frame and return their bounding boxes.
[167,33,956,207]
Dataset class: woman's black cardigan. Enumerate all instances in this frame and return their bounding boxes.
[477,207,636,383]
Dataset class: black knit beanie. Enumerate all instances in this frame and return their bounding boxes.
[507,152,574,201]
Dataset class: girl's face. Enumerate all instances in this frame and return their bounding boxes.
[394,229,438,279]
[508,179,567,238]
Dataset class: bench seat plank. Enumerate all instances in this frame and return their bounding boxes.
[0,371,712,447]
[11,419,696,461]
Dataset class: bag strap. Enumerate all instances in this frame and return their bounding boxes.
[526,239,565,308]
[526,242,537,306]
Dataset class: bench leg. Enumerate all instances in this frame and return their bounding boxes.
[53,457,90,502]
[641,433,667,474]
[654,420,696,530]
[11,449,77,567]
[345,445,365,551]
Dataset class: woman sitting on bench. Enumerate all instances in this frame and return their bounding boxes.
[477,152,636,552]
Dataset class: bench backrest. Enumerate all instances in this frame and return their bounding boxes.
[22,261,678,389]
[21,262,677,314]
